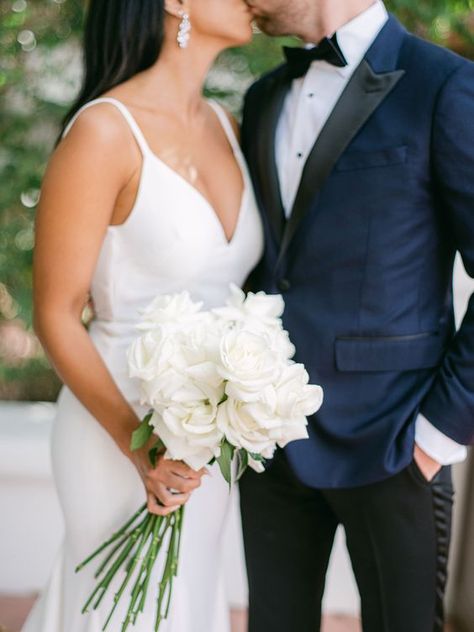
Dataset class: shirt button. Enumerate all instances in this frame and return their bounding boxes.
[277,278,291,292]
[296,152,303,159]
[308,92,315,98]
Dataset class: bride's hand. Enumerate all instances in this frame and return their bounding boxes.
[132,447,207,517]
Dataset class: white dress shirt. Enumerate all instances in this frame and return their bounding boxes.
[274,0,467,466]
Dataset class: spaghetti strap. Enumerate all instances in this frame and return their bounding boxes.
[207,99,241,155]
[61,97,151,156]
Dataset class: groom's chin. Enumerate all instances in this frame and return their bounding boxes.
[253,17,286,37]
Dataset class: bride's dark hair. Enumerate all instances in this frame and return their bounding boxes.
[60,0,166,138]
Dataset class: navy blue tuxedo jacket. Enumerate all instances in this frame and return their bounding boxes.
[242,15,474,487]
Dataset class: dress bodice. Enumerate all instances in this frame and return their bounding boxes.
[63,97,264,399]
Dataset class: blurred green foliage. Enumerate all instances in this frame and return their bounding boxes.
[0,0,473,400]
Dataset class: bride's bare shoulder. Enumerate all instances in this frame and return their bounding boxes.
[60,101,132,149]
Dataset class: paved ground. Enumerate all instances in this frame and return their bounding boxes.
[1,595,361,632]
[0,595,457,631]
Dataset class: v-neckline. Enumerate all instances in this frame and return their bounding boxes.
[115,98,248,246]
[150,150,248,247]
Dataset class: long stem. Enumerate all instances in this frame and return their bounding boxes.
[76,503,147,573]
[165,516,181,618]
[94,535,129,580]
[154,520,171,632]
[82,519,145,614]
[155,515,179,631]
[136,517,168,620]
[123,516,168,629]
[78,478,188,631]
[102,514,155,630]
[94,514,148,580]
[174,507,185,576]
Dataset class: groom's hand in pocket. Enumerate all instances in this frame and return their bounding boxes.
[413,443,442,483]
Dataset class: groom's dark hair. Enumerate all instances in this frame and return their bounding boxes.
[59,0,165,141]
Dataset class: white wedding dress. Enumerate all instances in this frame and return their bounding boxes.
[22,97,263,632]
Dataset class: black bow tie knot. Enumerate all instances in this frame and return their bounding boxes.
[283,34,348,79]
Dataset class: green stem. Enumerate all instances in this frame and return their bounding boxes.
[122,516,161,630]
[154,517,173,632]
[78,488,186,631]
[174,507,184,576]
[135,517,168,620]
[82,519,145,614]
[155,515,179,631]
[94,514,148,580]
[102,514,155,630]
[76,503,147,573]
[164,519,180,618]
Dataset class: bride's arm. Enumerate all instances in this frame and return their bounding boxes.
[34,107,203,515]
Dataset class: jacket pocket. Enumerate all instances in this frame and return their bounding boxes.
[335,332,445,372]
[335,145,408,172]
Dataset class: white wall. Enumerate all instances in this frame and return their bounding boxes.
[0,402,63,593]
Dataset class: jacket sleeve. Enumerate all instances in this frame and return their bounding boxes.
[420,61,474,445]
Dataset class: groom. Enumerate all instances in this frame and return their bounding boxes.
[240,1,474,630]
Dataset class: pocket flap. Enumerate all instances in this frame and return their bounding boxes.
[335,332,445,372]
[335,146,408,172]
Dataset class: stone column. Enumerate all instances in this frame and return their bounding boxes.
[446,257,474,631]
[448,453,474,631]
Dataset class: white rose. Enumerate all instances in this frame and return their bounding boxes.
[273,363,324,425]
[176,317,222,370]
[247,456,266,474]
[214,286,295,361]
[141,357,225,409]
[218,329,282,399]
[214,284,285,327]
[127,329,175,382]
[150,381,224,470]
[137,291,203,331]
[139,368,188,408]
[216,397,277,457]
[217,363,323,461]
[244,363,322,449]
[233,395,309,448]
[265,326,296,361]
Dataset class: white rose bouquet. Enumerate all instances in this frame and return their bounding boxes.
[76,285,323,631]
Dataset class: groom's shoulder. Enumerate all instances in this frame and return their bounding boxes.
[402,29,473,84]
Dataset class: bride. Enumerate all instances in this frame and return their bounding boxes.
[23,0,262,630]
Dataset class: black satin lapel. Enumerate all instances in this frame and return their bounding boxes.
[257,71,291,242]
[277,60,406,263]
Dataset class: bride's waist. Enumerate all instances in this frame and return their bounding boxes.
[88,319,138,383]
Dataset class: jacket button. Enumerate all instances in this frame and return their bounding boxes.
[277,278,291,292]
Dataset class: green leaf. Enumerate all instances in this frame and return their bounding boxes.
[148,439,165,467]
[130,412,153,452]
[216,439,235,487]
[235,449,249,482]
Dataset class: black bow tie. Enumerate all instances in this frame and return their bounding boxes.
[283,34,348,79]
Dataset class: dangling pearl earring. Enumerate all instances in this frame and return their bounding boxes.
[177,11,191,49]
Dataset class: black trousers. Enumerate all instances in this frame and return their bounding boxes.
[239,450,454,632]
